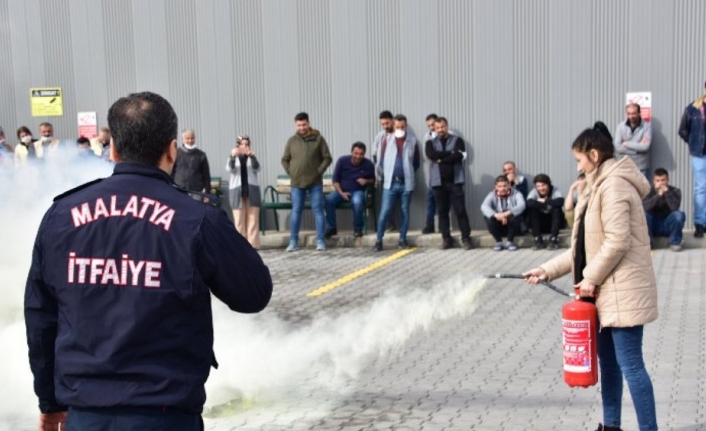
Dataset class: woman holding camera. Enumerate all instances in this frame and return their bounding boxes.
[226,134,261,249]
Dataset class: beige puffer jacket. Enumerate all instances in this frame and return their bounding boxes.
[540,157,658,328]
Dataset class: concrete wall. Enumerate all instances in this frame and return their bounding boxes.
[2,0,705,229]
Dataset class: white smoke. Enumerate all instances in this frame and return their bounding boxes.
[0,150,487,429]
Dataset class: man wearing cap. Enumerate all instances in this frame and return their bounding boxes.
[678,80,706,238]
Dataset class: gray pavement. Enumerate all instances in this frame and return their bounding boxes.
[204,242,706,431]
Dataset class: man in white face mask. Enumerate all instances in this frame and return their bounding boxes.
[36,122,60,159]
[171,129,212,195]
[374,114,421,251]
[90,127,112,159]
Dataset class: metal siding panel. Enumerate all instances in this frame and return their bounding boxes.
[38,0,76,139]
[366,0,402,117]
[166,0,201,142]
[0,0,18,136]
[132,0,169,96]
[103,0,136,103]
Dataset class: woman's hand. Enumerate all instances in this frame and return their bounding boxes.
[522,268,547,285]
[574,279,597,298]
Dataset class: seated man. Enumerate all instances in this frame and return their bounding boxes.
[325,142,376,238]
[481,175,526,251]
[643,168,686,251]
[525,174,564,250]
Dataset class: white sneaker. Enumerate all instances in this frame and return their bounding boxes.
[286,242,300,252]
[506,241,518,251]
[316,241,327,251]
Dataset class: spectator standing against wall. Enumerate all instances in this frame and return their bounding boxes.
[425,117,472,250]
[14,126,38,167]
[172,129,211,195]
[678,80,706,238]
[421,113,439,234]
[281,112,332,252]
[372,110,398,233]
[36,122,61,159]
[614,103,652,178]
[643,168,685,251]
[374,114,420,251]
[90,127,112,160]
[226,134,261,249]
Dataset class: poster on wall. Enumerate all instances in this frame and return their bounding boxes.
[30,87,63,117]
[625,91,652,122]
[77,112,98,139]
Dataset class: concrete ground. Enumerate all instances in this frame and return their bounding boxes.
[202,232,706,431]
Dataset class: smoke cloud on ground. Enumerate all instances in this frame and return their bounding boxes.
[0,151,486,429]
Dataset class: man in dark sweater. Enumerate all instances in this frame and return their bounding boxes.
[324,142,376,238]
[172,129,211,194]
[425,117,472,250]
[643,168,685,251]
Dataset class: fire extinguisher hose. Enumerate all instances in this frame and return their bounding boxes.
[484,273,571,297]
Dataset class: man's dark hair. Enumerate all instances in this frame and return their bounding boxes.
[107,92,178,166]
[394,114,407,123]
[294,112,309,122]
[654,168,669,178]
[571,121,615,165]
[533,173,552,186]
[495,175,510,184]
[425,113,438,122]
[76,137,91,145]
[39,122,53,129]
[435,116,448,125]
[379,110,393,120]
[351,141,366,153]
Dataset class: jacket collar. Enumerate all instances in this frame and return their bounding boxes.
[112,162,175,185]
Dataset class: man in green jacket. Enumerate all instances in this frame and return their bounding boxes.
[281,112,332,251]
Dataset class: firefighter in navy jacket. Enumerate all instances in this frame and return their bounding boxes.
[24,92,273,430]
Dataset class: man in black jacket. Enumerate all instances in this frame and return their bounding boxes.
[25,92,272,430]
[172,129,212,195]
[643,168,686,251]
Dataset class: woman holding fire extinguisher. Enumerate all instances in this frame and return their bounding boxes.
[524,122,658,431]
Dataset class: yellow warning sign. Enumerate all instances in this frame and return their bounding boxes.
[30,87,63,117]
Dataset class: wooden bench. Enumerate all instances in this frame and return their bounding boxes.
[260,174,377,235]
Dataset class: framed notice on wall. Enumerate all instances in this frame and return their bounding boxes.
[30,87,63,117]
[625,92,652,122]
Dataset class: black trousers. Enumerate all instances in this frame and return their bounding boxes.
[485,215,522,242]
[433,183,471,239]
[527,207,563,238]
[66,407,203,431]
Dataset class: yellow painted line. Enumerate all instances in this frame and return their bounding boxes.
[306,247,418,297]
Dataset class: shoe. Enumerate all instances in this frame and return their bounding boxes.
[421,225,435,234]
[316,240,326,251]
[441,238,453,250]
[594,424,623,431]
[353,230,363,238]
[398,240,410,249]
[695,224,704,238]
[286,241,299,252]
[374,241,383,252]
[493,242,503,252]
[462,237,472,250]
[532,237,544,250]
[506,241,518,251]
[547,237,559,250]
[324,228,337,239]
[670,243,683,252]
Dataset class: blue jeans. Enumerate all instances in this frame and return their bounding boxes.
[290,184,325,243]
[325,190,365,232]
[66,407,201,431]
[645,211,685,245]
[376,179,411,242]
[598,325,657,431]
[425,188,436,227]
[691,155,706,225]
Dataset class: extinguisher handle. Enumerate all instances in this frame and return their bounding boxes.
[574,287,600,300]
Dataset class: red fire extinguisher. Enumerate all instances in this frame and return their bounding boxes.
[562,290,598,388]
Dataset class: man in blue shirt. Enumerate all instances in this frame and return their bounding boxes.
[325,142,376,238]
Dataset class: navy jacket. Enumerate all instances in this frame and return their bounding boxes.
[25,162,272,414]
[678,99,706,157]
